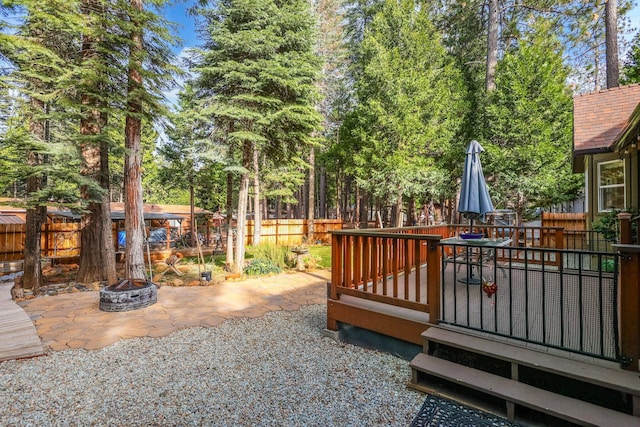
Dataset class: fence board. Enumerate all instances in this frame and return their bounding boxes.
[541,212,586,230]
[1,219,344,260]
[246,219,342,246]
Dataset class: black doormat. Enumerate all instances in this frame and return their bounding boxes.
[410,395,522,427]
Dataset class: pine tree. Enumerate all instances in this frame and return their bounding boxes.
[191,0,321,273]
[342,0,467,226]
[0,0,83,292]
[621,31,640,84]
[485,17,582,217]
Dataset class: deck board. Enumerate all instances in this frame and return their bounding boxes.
[0,281,45,362]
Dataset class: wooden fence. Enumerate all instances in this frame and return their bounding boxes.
[245,219,343,246]
[541,212,585,230]
[0,219,344,261]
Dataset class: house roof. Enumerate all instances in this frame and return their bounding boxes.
[573,84,640,156]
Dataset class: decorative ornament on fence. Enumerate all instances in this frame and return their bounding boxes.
[482,279,497,299]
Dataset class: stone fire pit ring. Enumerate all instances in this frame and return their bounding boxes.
[99,279,158,312]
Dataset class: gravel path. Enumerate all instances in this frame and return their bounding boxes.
[0,304,425,426]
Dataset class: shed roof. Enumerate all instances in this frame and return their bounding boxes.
[0,215,24,224]
[49,210,185,222]
[573,84,640,156]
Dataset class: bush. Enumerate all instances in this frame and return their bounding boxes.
[601,259,615,273]
[303,254,322,270]
[251,243,288,269]
[243,258,282,276]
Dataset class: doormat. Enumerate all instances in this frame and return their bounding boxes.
[410,395,522,427]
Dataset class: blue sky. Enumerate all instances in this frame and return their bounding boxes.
[163,1,198,53]
[163,2,640,53]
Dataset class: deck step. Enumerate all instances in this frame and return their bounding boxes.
[422,326,640,396]
[410,353,640,426]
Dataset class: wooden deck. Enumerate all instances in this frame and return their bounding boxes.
[0,281,45,362]
[330,259,617,359]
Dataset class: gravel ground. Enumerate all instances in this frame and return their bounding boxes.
[0,304,425,426]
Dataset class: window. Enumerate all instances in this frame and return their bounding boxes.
[598,160,625,212]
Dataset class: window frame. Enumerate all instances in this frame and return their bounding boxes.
[597,159,626,212]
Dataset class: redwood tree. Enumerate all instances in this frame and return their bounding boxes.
[76,0,117,285]
[123,0,147,280]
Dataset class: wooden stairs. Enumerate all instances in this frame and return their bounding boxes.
[409,326,640,426]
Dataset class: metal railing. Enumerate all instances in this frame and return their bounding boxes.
[440,242,621,362]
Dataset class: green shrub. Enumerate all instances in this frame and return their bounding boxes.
[601,259,616,273]
[251,243,288,269]
[243,258,282,276]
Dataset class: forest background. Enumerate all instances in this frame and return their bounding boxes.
[1,0,640,281]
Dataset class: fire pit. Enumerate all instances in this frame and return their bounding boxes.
[99,279,157,312]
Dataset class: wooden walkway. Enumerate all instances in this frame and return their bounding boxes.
[0,281,45,362]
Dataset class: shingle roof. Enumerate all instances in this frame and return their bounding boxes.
[573,84,640,155]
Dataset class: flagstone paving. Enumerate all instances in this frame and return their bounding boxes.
[18,270,330,353]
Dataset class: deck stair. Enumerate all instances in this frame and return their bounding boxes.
[409,326,640,426]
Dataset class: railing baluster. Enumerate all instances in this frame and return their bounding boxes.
[404,239,410,300]
[382,237,389,296]
[392,238,399,298]
[414,238,421,303]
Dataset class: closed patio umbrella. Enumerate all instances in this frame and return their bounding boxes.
[458,140,494,223]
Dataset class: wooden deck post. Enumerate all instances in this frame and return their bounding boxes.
[614,244,640,371]
[427,238,441,325]
[618,212,632,245]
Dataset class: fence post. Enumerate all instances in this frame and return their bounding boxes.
[614,244,640,371]
[555,228,564,271]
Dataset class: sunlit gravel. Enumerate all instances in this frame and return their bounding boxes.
[0,304,425,426]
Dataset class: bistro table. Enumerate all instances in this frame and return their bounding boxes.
[440,237,512,284]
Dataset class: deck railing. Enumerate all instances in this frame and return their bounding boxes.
[329,227,443,315]
[329,223,640,367]
[440,243,621,361]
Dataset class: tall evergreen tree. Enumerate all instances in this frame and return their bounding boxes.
[343,0,466,226]
[485,17,581,217]
[191,0,321,273]
[76,0,117,285]
[0,0,83,291]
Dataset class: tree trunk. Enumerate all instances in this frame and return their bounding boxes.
[77,196,116,284]
[189,176,195,246]
[354,185,361,228]
[407,197,416,226]
[77,6,117,284]
[594,40,601,91]
[359,188,368,228]
[486,0,499,92]
[605,0,619,88]
[394,192,403,228]
[234,141,252,273]
[123,0,146,281]
[336,170,342,220]
[252,146,261,246]
[23,96,46,292]
[319,166,326,218]
[225,171,234,269]
[307,146,315,242]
